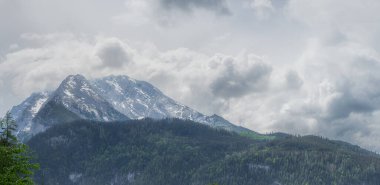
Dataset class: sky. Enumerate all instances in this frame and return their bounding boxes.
[1,0,380,152]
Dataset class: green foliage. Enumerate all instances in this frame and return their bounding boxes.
[0,112,39,185]
[0,144,39,185]
[27,119,380,185]
[1,111,18,145]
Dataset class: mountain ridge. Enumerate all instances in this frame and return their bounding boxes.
[11,74,257,140]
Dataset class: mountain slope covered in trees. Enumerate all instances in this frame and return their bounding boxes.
[27,119,380,185]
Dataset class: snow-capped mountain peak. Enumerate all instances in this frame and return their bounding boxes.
[10,92,51,135]
[35,74,128,124]
[11,74,253,141]
[92,75,199,120]
[55,74,99,101]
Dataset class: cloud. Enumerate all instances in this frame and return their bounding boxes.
[2,31,380,153]
[0,34,137,111]
[325,89,374,121]
[250,0,275,19]
[210,54,272,98]
[114,0,231,28]
[160,0,231,15]
[269,36,380,151]
[95,38,132,68]
[0,34,248,117]
[286,0,380,46]
[285,70,303,89]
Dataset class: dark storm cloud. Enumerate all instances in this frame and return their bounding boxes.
[160,0,231,15]
[211,62,272,99]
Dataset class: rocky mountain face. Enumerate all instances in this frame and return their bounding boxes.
[11,74,253,140]
[33,75,128,127]
[11,92,50,139]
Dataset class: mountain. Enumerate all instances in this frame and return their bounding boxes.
[33,75,128,126]
[11,74,256,140]
[92,75,204,120]
[27,119,380,185]
[10,91,51,139]
[92,75,250,132]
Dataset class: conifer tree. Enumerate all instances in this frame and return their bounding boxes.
[0,111,39,185]
[0,111,18,145]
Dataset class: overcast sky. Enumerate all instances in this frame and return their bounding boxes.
[1,0,380,152]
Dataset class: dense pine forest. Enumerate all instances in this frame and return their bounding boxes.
[27,119,380,185]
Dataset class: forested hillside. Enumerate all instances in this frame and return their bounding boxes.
[27,119,380,185]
